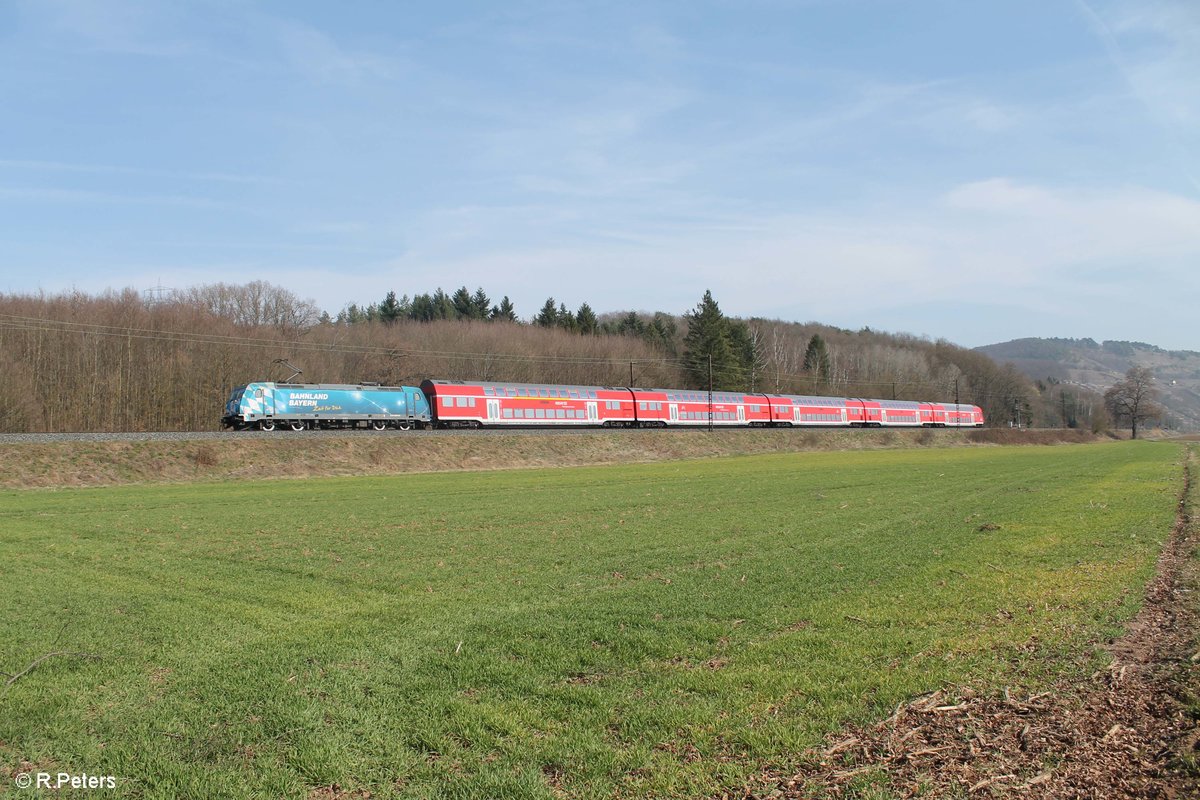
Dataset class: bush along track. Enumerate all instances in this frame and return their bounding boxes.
[754,444,1200,799]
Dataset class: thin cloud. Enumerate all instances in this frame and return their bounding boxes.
[0,159,288,185]
[0,185,236,209]
[20,0,199,57]
[267,17,401,86]
[1073,0,1200,191]
[383,178,1200,346]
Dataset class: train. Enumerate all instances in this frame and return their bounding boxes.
[221,379,984,431]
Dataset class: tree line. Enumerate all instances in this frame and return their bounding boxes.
[1,280,1165,434]
[338,287,518,325]
[336,286,684,354]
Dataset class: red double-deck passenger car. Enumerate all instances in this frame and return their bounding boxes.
[420,380,984,429]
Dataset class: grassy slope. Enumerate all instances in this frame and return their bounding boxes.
[0,442,1182,798]
[0,428,1101,489]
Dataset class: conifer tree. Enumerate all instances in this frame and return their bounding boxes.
[490,296,517,322]
[535,297,559,327]
[647,313,677,354]
[556,302,576,332]
[803,334,832,384]
[431,288,455,320]
[471,288,491,320]
[340,303,366,324]
[378,291,402,325]
[409,293,434,321]
[451,287,475,319]
[728,320,765,390]
[615,311,644,337]
[576,302,598,335]
[682,290,738,389]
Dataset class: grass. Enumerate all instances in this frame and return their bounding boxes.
[0,427,1103,489]
[0,441,1184,798]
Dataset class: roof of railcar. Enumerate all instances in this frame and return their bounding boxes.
[422,379,626,393]
[868,399,922,409]
[249,382,419,391]
[637,388,756,402]
[770,394,850,407]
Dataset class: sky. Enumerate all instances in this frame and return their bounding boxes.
[1,0,1197,350]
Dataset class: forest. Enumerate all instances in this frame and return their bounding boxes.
[0,281,1100,432]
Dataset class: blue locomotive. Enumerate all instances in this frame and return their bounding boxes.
[221,382,431,431]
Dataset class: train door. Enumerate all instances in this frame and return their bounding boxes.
[668,403,678,423]
[486,399,500,423]
[403,390,419,428]
[262,385,275,418]
[793,405,801,424]
[841,407,848,424]
[737,405,745,424]
[586,401,598,422]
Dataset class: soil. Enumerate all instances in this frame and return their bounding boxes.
[748,445,1200,799]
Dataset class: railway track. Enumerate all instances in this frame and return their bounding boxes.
[0,427,716,445]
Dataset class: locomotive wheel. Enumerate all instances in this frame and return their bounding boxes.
[289,421,306,431]
[259,420,276,432]
[371,420,388,431]
[395,420,412,431]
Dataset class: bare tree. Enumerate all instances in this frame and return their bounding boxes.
[1104,366,1160,439]
[174,281,321,331]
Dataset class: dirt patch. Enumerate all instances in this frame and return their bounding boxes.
[748,445,1200,798]
[192,444,219,467]
[307,786,371,800]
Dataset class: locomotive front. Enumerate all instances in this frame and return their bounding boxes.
[221,385,245,429]
[220,382,277,429]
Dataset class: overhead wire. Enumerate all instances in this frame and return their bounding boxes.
[0,312,1028,402]
[0,313,679,365]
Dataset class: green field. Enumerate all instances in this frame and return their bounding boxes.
[0,442,1185,798]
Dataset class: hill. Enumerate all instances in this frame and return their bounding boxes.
[976,338,1200,431]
